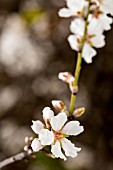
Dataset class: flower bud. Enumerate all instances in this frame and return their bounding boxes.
[24,145,29,151]
[51,100,66,111]
[69,85,78,95]
[73,107,85,117]
[25,137,29,144]
[58,72,75,84]
[25,136,33,144]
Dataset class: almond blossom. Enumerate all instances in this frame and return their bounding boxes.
[68,18,105,63]
[89,3,113,32]
[89,14,113,32]
[59,0,113,64]
[93,0,113,16]
[31,107,84,160]
[58,0,86,18]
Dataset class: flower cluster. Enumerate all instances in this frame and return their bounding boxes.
[58,0,113,63]
[30,0,113,161]
[31,107,84,160]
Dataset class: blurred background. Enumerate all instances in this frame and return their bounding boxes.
[0,0,113,170]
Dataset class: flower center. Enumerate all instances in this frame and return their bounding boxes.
[53,131,64,141]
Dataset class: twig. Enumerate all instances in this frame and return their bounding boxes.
[0,151,32,169]
[69,0,91,115]
[0,149,55,169]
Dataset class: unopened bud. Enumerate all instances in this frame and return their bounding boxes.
[24,145,29,151]
[25,137,29,144]
[58,72,75,84]
[29,137,33,141]
[69,85,78,95]
[28,149,33,155]
[73,107,85,117]
[52,100,66,111]
[25,136,33,144]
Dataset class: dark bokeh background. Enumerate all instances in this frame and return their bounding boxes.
[0,0,113,170]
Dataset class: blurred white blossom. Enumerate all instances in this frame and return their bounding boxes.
[0,15,50,76]
[0,86,21,112]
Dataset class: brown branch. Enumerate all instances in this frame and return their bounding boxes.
[0,149,55,169]
[0,151,32,169]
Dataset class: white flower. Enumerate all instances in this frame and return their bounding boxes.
[40,112,84,160]
[58,0,86,18]
[89,13,113,32]
[68,18,105,63]
[94,0,113,16]
[31,108,84,160]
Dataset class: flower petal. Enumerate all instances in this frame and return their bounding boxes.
[50,112,67,131]
[82,43,97,63]
[51,141,67,161]
[31,120,44,134]
[31,138,43,152]
[67,0,86,15]
[68,35,80,51]
[58,8,72,18]
[70,18,85,36]
[62,121,84,136]
[91,34,105,48]
[61,138,81,158]
[39,129,54,145]
[88,18,103,35]
[42,107,54,120]
[101,0,113,16]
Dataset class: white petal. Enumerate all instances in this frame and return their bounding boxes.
[31,138,43,152]
[99,14,113,31]
[58,8,72,18]
[88,18,103,35]
[51,141,67,161]
[42,107,54,120]
[31,120,44,134]
[88,14,113,32]
[50,112,67,131]
[101,0,113,16]
[91,34,105,48]
[82,43,97,63]
[68,35,80,51]
[70,18,85,36]
[39,129,54,145]
[61,138,81,158]
[67,0,86,15]
[62,121,84,136]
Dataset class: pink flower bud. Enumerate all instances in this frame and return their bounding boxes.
[58,72,75,83]
[52,100,66,111]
